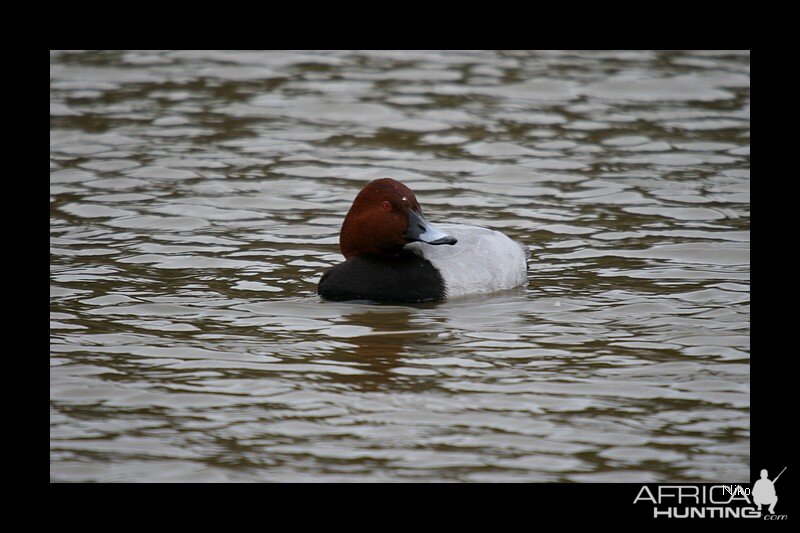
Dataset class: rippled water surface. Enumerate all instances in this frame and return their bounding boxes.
[50,50,750,482]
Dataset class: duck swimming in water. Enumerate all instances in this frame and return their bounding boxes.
[318,178,529,303]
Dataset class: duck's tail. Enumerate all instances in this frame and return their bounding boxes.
[518,242,531,261]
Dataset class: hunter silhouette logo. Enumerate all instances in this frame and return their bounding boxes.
[632,467,789,519]
[753,467,786,515]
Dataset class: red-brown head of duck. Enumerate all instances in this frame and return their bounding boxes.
[339,178,457,260]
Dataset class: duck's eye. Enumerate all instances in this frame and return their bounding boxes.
[382,201,392,211]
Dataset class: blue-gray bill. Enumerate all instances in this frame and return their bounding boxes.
[405,209,458,246]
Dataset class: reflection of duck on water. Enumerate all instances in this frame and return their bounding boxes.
[322,306,424,392]
[753,467,785,515]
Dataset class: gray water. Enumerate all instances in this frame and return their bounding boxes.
[50,50,750,482]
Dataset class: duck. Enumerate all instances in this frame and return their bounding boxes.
[318,178,529,303]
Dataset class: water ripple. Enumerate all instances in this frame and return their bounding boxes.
[51,50,749,483]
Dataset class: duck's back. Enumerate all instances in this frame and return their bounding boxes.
[405,224,529,298]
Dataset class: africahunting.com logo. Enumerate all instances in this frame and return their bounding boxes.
[633,467,787,520]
